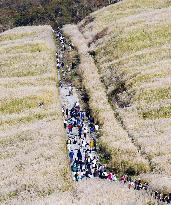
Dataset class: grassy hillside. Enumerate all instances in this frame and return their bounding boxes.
[33,179,156,205]
[0,26,71,204]
[64,24,149,176]
[0,25,156,205]
[78,0,171,192]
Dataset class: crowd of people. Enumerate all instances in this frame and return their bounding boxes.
[54,28,171,204]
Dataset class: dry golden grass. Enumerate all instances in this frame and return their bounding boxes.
[31,179,156,205]
[140,174,171,194]
[0,26,72,204]
[78,0,171,192]
[63,24,149,175]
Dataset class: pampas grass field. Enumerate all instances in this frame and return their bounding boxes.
[32,179,156,205]
[0,24,156,205]
[78,0,171,193]
[0,26,72,204]
[63,24,149,175]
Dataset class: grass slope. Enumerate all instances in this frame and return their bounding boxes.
[32,179,156,205]
[0,26,71,204]
[79,0,171,192]
[63,24,149,175]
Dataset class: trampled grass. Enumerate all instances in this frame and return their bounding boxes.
[0,26,72,204]
[78,0,171,193]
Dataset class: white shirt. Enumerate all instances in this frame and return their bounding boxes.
[69,86,72,91]
[83,128,88,133]
[95,124,99,131]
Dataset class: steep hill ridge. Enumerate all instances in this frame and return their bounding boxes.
[63,24,150,175]
[78,0,171,193]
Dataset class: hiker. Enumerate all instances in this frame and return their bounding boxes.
[62,106,65,116]
[77,149,82,161]
[57,62,61,70]
[73,158,79,167]
[66,108,69,118]
[95,124,99,131]
[59,80,63,88]
[75,172,79,182]
[93,168,99,177]
[67,143,71,151]
[61,61,64,68]
[69,85,73,96]
[83,126,88,138]
[68,124,73,134]
[78,160,84,172]
[107,172,113,181]
[66,138,71,145]
[64,119,67,129]
[89,116,94,124]
[85,142,90,152]
[99,165,105,178]
[93,138,97,151]
[80,170,86,180]
[90,139,94,151]
[82,139,86,151]
[80,111,85,120]
[142,182,149,190]
[92,156,97,168]
[89,124,95,134]
[112,173,117,182]
[73,136,77,144]
[78,127,82,139]
[71,163,78,173]
[100,170,108,179]
[120,175,127,185]
[85,169,93,178]
[86,156,91,169]
[69,150,74,163]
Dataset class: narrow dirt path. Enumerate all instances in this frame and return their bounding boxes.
[59,83,97,181]
[56,35,97,181]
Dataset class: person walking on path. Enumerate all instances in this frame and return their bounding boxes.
[69,84,73,96]
[77,149,82,161]
[95,124,99,131]
[66,108,69,118]
[83,126,88,139]
[62,106,65,116]
[78,127,82,139]
[90,124,95,134]
[64,119,67,129]
[107,172,113,181]
[68,124,73,134]
[90,139,94,151]
[75,172,79,182]
[93,138,97,151]
[69,150,74,163]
